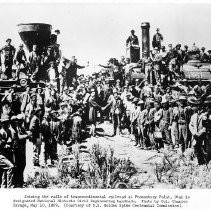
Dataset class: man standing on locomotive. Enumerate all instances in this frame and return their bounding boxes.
[29,44,41,79]
[14,44,27,79]
[0,38,16,79]
[126,30,139,47]
[152,28,163,50]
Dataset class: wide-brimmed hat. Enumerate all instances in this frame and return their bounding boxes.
[69,86,74,91]
[132,97,139,103]
[128,95,134,101]
[138,100,144,105]
[204,95,211,104]
[161,97,168,104]
[34,108,42,114]
[60,102,67,107]
[179,95,187,101]
[188,97,201,105]
[1,115,10,123]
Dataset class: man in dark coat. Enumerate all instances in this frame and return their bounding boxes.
[126,30,139,46]
[65,56,85,87]
[152,28,163,50]
[1,38,16,79]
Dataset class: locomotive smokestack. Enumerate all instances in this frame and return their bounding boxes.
[17,23,52,52]
[141,22,150,57]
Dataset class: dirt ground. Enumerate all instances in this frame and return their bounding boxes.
[24,121,175,188]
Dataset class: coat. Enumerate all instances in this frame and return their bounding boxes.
[189,112,207,146]
[20,91,30,112]
[88,96,101,123]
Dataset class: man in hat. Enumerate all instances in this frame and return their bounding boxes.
[25,93,38,128]
[199,47,208,62]
[11,114,30,187]
[64,56,85,88]
[152,28,163,50]
[202,95,211,163]
[0,116,15,188]
[14,44,27,78]
[174,44,183,75]
[160,98,172,147]
[20,85,31,113]
[41,110,59,165]
[153,100,163,151]
[169,97,179,148]
[141,101,154,149]
[126,30,139,47]
[151,47,163,83]
[207,50,211,63]
[182,45,189,63]
[28,44,41,78]
[177,95,189,152]
[189,98,207,165]
[29,108,43,166]
[130,97,140,143]
[136,100,145,148]
[141,50,152,76]
[0,38,16,79]
[36,85,44,109]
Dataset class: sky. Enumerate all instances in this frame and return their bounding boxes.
[1,1,211,71]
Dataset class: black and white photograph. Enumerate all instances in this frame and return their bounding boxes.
[0,1,211,207]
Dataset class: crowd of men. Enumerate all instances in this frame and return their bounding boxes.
[0,28,211,188]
